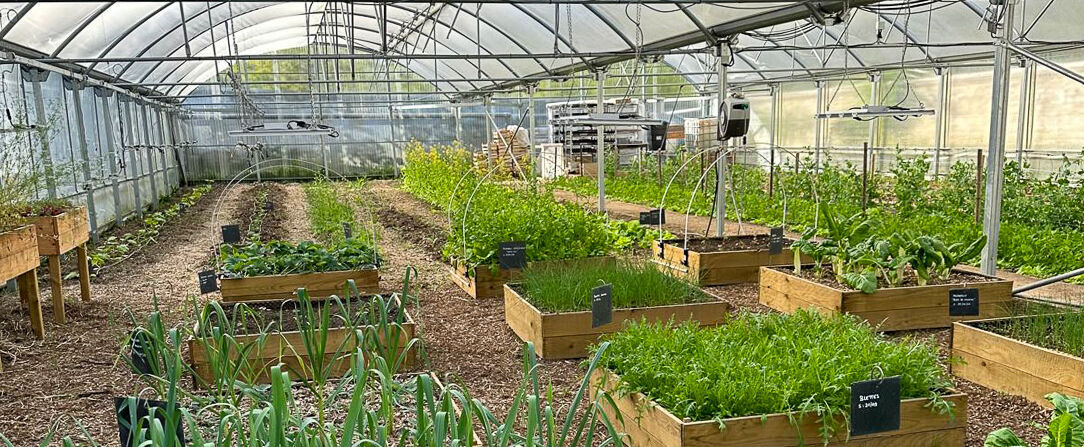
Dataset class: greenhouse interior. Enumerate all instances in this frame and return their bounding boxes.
[3,1,1084,446]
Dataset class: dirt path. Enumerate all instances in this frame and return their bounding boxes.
[367,180,584,419]
[0,184,251,445]
[279,183,314,242]
[553,189,1084,305]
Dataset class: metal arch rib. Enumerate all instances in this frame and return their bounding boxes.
[156,25,483,96]
[86,2,177,74]
[120,3,516,88]
[583,3,637,55]
[50,2,116,58]
[0,3,34,41]
[140,8,498,92]
[508,3,590,67]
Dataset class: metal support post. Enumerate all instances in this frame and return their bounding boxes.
[933,68,948,176]
[813,80,823,169]
[1015,59,1032,163]
[28,71,58,198]
[716,42,729,237]
[454,105,462,142]
[980,0,1015,276]
[596,69,607,212]
[67,80,99,241]
[528,83,537,175]
[121,98,143,218]
[97,89,124,226]
[867,72,880,163]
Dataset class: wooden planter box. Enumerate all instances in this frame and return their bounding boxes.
[504,285,730,359]
[448,256,615,299]
[0,225,39,282]
[219,268,380,302]
[758,267,1013,331]
[653,236,806,286]
[952,316,1084,408]
[188,298,416,384]
[25,206,89,256]
[591,368,968,447]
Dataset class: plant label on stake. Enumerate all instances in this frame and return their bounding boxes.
[114,397,186,447]
[949,288,980,316]
[849,376,901,436]
[220,224,241,244]
[128,330,154,375]
[592,284,613,328]
[498,242,527,269]
[769,226,785,255]
[343,222,353,239]
[197,270,218,294]
[639,208,665,225]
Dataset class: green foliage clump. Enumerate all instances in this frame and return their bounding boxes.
[985,393,1084,447]
[402,141,659,270]
[219,239,381,278]
[304,179,366,246]
[593,311,953,442]
[984,310,1084,359]
[518,260,710,313]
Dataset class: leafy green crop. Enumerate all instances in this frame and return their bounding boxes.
[219,239,381,277]
[593,310,953,443]
[517,259,711,313]
[985,393,1084,447]
[402,141,660,271]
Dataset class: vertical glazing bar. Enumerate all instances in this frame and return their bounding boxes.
[69,84,99,241]
[140,103,159,206]
[98,91,124,227]
[122,98,143,218]
[30,75,58,198]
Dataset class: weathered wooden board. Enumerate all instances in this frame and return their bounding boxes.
[504,285,730,359]
[0,225,40,282]
[591,369,967,447]
[952,317,1084,408]
[652,236,804,286]
[758,267,1013,331]
[189,307,416,384]
[26,206,90,256]
[219,268,379,302]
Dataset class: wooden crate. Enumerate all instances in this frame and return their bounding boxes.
[652,236,806,286]
[504,285,730,359]
[759,267,1013,331]
[25,206,89,256]
[188,299,416,384]
[591,368,968,447]
[219,268,380,302]
[0,225,39,282]
[448,256,616,299]
[952,316,1084,408]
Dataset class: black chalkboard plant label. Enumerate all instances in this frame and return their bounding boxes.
[949,288,980,316]
[128,329,155,375]
[591,284,613,328]
[768,226,785,255]
[197,270,219,294]
[343,222,353,239]
[498,241,527,269]
[849,376,902,436]
[639,208,665,225]
[220,224,241,244]
[114,397,185,447]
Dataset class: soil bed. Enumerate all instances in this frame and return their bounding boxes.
[668,234,780,252]
[774,265,1001,290]
[209,294,404,334]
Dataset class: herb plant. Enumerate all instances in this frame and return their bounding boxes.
[593,310,954,443]
[516,259,712,313]
[982,310,1084,358]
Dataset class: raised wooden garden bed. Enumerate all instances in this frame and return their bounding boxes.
[188,295,416,384]
[758,266,1013,331]
[952,316,1084,408]
[504,285,730,359]
[590,368,968,447]
[448,256,615,299]
[219,268,380,302]
[25,206,92,324]
[653,235,806,286]
[1,225,44,340]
